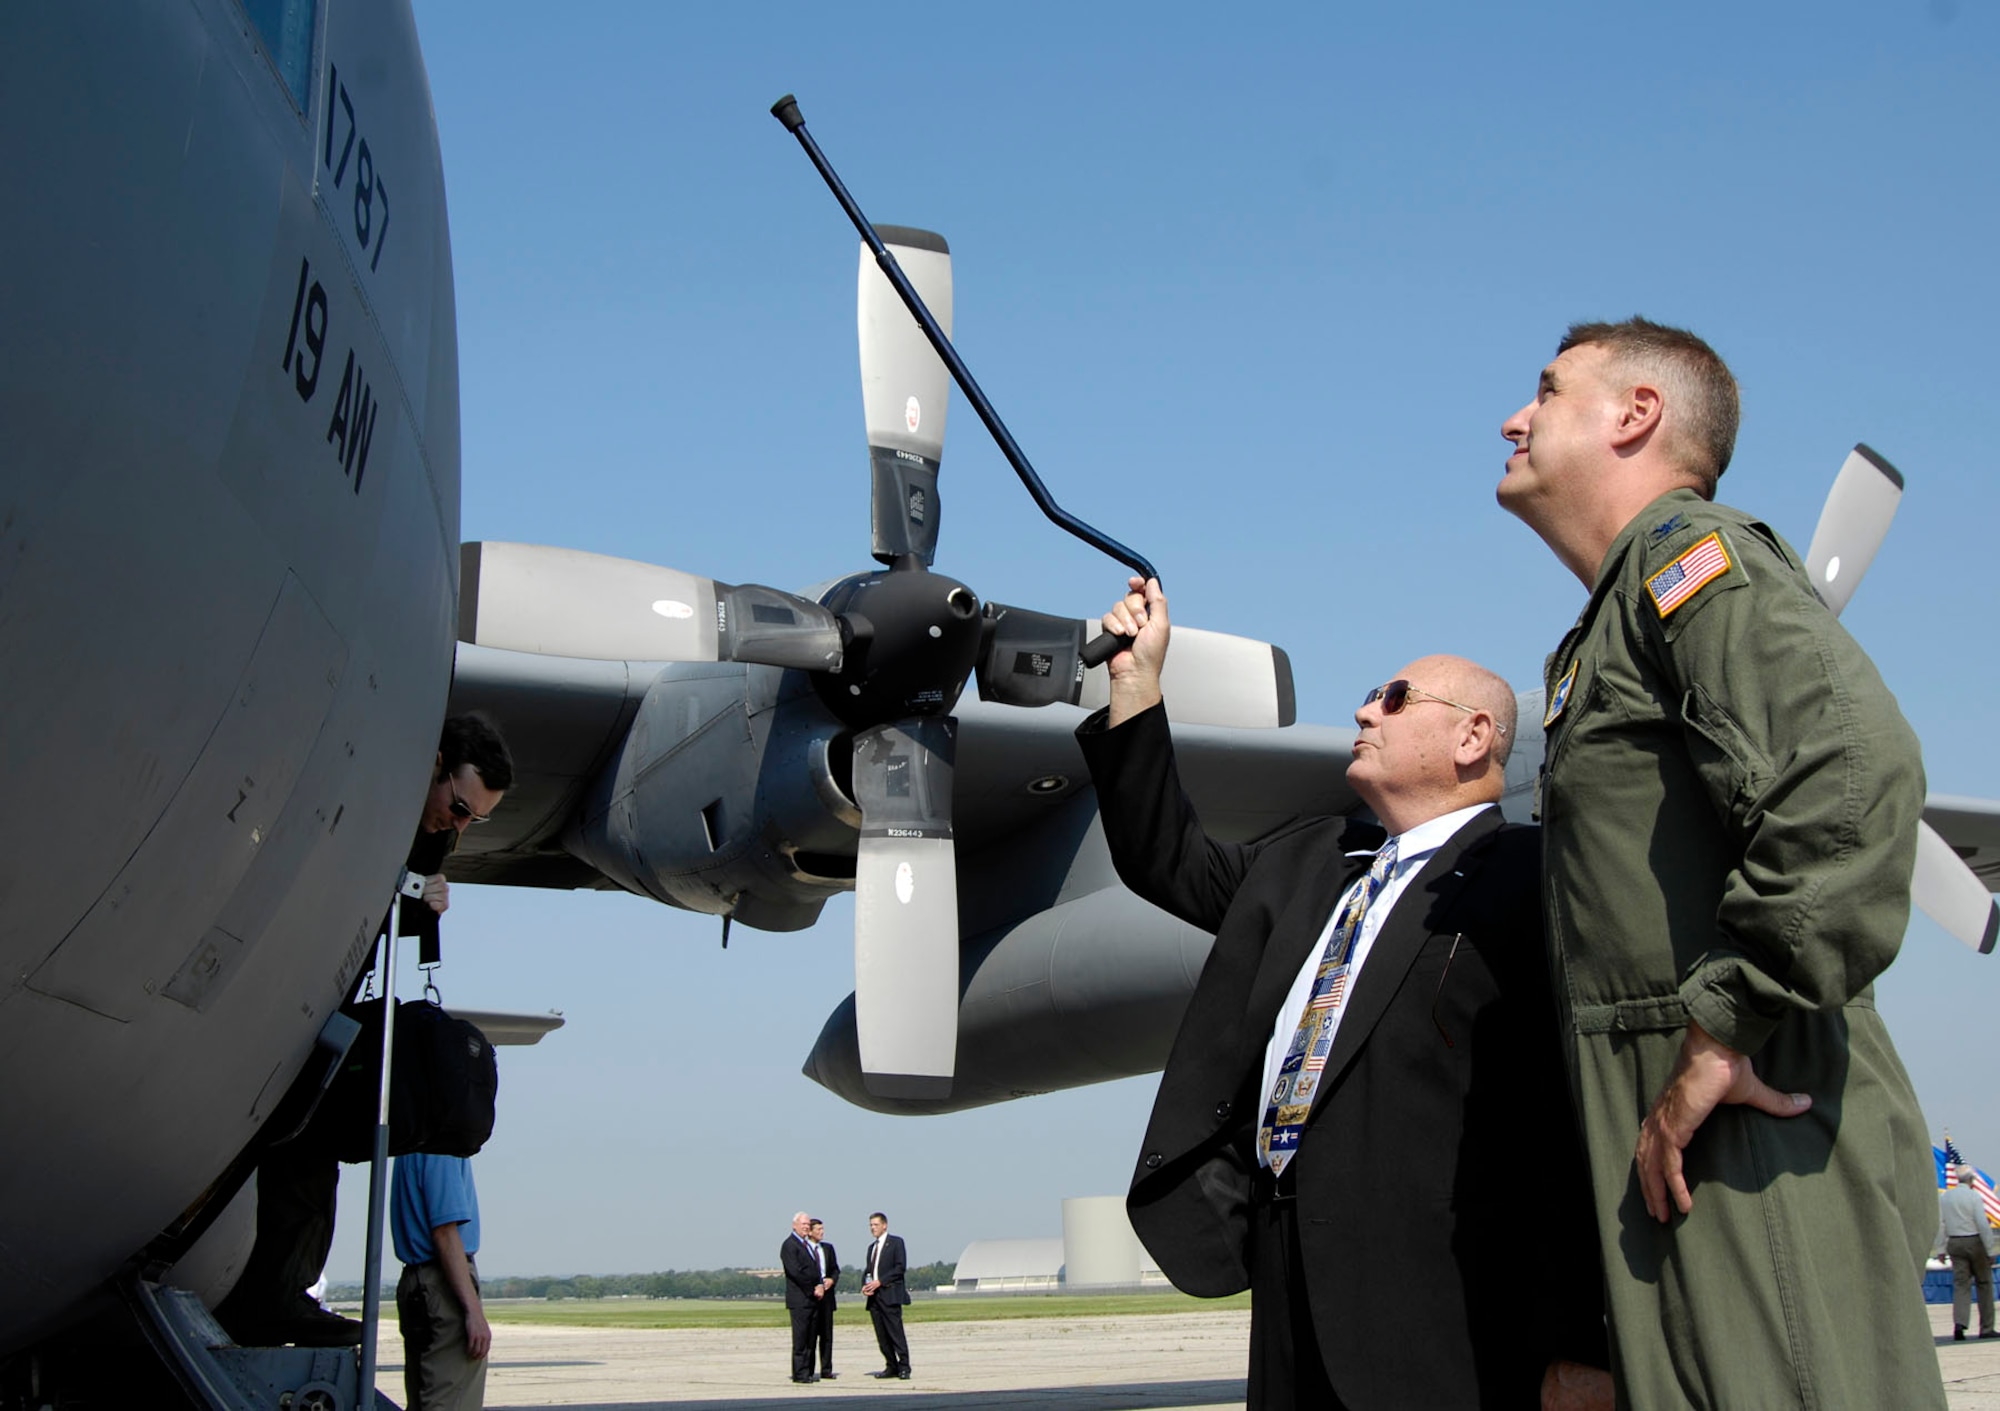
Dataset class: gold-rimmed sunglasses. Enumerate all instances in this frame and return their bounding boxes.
[1361,680,1509,735]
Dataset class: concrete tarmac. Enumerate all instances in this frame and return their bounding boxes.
[371,1302,2000,1410]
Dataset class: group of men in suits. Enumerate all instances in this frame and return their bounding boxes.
[780,1210,911,1383]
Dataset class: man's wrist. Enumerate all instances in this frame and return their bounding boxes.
[1107,679,1164,728]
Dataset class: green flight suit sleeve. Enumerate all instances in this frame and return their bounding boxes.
[1637,519,1926,1055]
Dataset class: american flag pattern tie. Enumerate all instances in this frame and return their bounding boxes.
[1257,840,1399,1178]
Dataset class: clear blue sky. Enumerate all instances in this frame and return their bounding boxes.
[337,0,1997,1279]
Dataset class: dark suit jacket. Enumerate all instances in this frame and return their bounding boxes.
[781,1233,823,1311]
[819,1240,839,1311]
[1079,704,1603,1408]
[864,1232,910,1307]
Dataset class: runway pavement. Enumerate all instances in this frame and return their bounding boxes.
[368,1301,2000,1410]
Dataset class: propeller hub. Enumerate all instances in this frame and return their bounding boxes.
[814,567,982,728]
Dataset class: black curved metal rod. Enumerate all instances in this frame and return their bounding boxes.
[771,94,1157,665]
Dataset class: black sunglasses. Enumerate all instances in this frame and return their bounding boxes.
[447,777,493,824]
[1361,680,1509,735]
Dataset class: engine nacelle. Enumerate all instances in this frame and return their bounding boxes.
[564,663,864,932]
[802,885,1214,1113]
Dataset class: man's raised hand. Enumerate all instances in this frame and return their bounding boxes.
[1103,576,1169,727]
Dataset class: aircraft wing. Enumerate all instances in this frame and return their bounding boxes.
[1925,795,2000,891]
[444,637,1362,903]
[454,1008,566,1046]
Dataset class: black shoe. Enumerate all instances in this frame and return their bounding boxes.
[820,1371,838,1379]
[1982,1330,2000,1339]
[222,1297,364,1349]
[1956,1326,1968,1342]
[792,1373,819,1383]
[868,1370,894,1378]
[896,1369,911,1379]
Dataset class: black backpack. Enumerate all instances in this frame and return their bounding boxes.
[314,998,498,1162]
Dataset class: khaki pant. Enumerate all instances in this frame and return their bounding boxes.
[397,1257,487,1411]
[1949,1236,1996,1334]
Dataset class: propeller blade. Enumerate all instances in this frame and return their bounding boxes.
[975,602,1086,709]
[1802,443,1903,616]
[459,542,843,671]
[860,227,952,567]
[1077,626,1297,729]
[1914,820,2000,954]
[851,717,959,1097]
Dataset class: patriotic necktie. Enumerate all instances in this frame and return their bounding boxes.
[1257,839,1399,1178]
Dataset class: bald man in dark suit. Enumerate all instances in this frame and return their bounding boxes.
[1079,579,1608,1411]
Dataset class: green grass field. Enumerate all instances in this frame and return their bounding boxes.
[484,1291,1249,1330]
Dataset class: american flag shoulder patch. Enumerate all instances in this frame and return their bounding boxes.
[1646,532,1732,618]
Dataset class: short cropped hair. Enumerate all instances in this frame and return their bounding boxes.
[1559,317,1740,497]
[439,712,514,791]
[870,1211,888,1224]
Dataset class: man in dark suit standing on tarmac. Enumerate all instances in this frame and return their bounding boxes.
[808,1218,840,1379]
[862,1212,911,1380]
[1079,578,1609,1411]
[780,1211,829,1383]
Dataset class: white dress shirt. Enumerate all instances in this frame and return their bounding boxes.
[1256,802,1494,1165]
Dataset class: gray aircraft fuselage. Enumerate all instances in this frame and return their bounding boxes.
[0,0,458,1354]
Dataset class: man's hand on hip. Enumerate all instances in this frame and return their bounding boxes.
[1636,1019,1811,1222]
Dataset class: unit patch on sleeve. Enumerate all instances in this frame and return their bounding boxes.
[1646,532,1732,617]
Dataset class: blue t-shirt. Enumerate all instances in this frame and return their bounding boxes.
[390,1153,480,1265]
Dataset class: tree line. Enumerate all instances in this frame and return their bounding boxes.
[328,1260,957,1303]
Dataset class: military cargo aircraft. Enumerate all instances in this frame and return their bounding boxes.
[0,0,467,1381]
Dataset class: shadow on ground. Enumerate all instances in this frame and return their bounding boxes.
[491,1378,1248,1411]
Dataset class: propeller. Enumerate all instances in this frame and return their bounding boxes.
[832,232,1306,1093]
[460,224,1296,1096]
[1802,444,1999,952]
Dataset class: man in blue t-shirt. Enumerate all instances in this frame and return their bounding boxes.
[392,1153,490,1410]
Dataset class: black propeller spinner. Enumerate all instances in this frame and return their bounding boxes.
[813,561,982,729]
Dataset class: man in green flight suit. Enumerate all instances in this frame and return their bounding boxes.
[1497,317,1943,1409]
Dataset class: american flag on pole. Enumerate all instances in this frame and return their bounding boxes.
[1935,1139,2000,1229]
[1646,533,1732,617]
